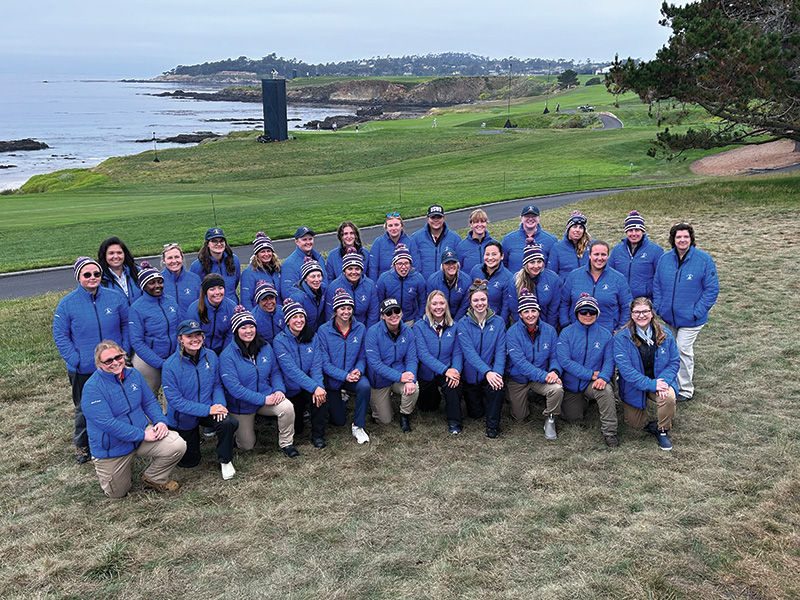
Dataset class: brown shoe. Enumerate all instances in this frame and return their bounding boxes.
[604,435,619,448]
[142,475,180,493]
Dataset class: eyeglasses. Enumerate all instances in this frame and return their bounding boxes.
[632,309,652,317]
[384,307,402,316]
[577,309,598,316]
[386,212,401,218]
[82,271,101,279]
[100,353,125,366]
[209,238,226,244]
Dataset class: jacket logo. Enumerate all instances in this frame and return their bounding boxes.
[602,284,609,290]
[184,287,192,295]
[543,285,550,291]
[446,331,452,337]
[261,356,268,363]
[594,341,601,349]
[222,316,229,322]
[307,347,313,353]
[105,308,113,315]
[361,295,367,302]
[543,343,549,349]
[641,253,648,258]
[493,282,499,288]
[130,383,139,391]
[205,362,211,370]
[352,336,359,343]
[408,287,415,293]
[686,274,694,280]
[168,307,176,313]
[400,337,406,343]
[489,325,495,331]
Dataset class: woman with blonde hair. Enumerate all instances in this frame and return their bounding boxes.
[456,209,497,275]
[513,243,562,328]
[241,232,282,310]
[368,212,410,280]
[160,243,201,317]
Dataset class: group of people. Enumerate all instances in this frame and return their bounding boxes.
[53,203,719,498]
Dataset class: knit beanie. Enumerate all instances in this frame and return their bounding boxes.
[574,292,600,315]
[282,298,306,321]
[624,210,646,232]
[392,243,413,265]
[231,305,257,333]
[253,280,278,303]
[74,256,102,281]
[341,248,364,271]
[332,287,355,311]
[202,273,225,295]
[300,256,323,280]
[137,261,162,289]
[517,288,541,313]
[566,210,587,232]
[522,243,545,266]
[253,231,274,253]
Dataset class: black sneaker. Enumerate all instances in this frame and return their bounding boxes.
[75,446,91,464]
[486,428,499,439]
[448,421,462,435]
[312,438,326,449]
[400,414,412,433]
[282,445,300,458]
[643,420,659,436]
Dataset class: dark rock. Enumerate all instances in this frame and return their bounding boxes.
[135,132,221,143]
[0,139,49,152]
[0,164,17,169]
[356,105,384,117]
[303,115,362,130]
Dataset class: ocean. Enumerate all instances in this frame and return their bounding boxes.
[0,73,353,190]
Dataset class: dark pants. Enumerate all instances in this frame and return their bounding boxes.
[463,379,503,430]
[418,376,463,424]
[289,390,328,441]
[327,378,371,429]
[174,414,239,467]
[68,370,93,448]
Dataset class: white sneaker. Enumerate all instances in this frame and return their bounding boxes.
[220,461,236,480]
[544,415,557,440]
[351,424,370,444]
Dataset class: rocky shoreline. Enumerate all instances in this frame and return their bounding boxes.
[0,139,49,152]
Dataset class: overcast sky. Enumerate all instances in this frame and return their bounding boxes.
[3,1,673,77]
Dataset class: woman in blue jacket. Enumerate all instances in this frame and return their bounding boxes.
[241,232,282,310]
[469,241,514,326]
[190,227,241,303]
[653,222,719,402]
[162,319,239,480]
[414,290,463,434]
[220,306,298,458]
[98,236,142,306]
[82,340,186,498]
[614,297,679,451]
[458,279,506,438]
[512,243,562,328]
[289,257,328,331]
[325,249,380,329]
[376,244,426,325]
[274,299,329,448]
[186,274,236,355]
[548,210,592,281]
[326,221,370,282]
[53,256,130,464]
[252,280,284,345]
[456,209,497,276]
[608,211,664,300]
[129,262,179,397]
[318,288,371,444]
[368,212,411,281]
[160,243,202,317]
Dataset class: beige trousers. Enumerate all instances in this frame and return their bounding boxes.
[561,385,618,437]
[623,388,677,431]
[132,355,162,399]
[231,399,295,450]
[506,379,564,421]
[370,382,420,424]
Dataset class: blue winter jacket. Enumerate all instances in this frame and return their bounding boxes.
[162,346,225,430]
[129,292,179,369]
[325,245,370,282]
[653,246,719,328]
[556,321,614,393]
[409,224,462,280]
[547,234,591,282]
[458,310,506,385]
[413,317,463,382]
[317,319,367,390]
[240,265,282,311]
[273,330,325,397]
[508,268,563,328]
[219,341,285,414]
[365,320,418,388]
[505,319,561,384]
[280,247,327,299]
[367,231,411,281]
[325,274,380,330]
[560,266,633,333]
[289,281,328,331]
[161,267,202,318]
[501,224,558,273]
[190,254,242,304]
[376,268,427,322]
[469,264,515,325]
[82,367,166,459]
[613,326,680,410]
[101,265,142,307]
[457,231,498,276]
[185,297,236,355]
[53,286,130,375]
[608,234,664,300]
[425,270,469,320]
[253,307,284,345]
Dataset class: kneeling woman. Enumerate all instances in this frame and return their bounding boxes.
[82,340,186,498]
[162,320,239,480]
[613,297,679,451]
[458,279,506,438]
[220,306,299,457]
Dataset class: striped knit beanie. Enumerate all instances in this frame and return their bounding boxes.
[137,261,162,288]
[522,243,545,266]
[74,256,101,281]
[517,287,541,313]
[253,231,274,253]
[300,256,323,280]
[253,280,278,303]
[332,287,355,311]
[566,210,587,232]
[392,243,413,266]
[341,248,364,271]
[574,292,600,315]
[624,210,646,232]
[231,305,257,333]
[282,297,306,321]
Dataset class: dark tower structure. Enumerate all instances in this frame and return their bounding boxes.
[261,79,288,141]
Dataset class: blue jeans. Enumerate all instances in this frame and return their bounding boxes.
[327,378,371,429]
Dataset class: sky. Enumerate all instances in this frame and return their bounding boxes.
[3,1,673,77]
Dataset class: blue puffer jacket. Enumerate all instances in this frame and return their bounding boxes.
[185,297,236,355]
[409,224,462,280]
[608,235,664,300]
[376,268,426,322]
[101,266,143,307]
[502,224,558,273]
[274,330,324,397]
[325,245,370,282]
[368,231,411,281]
[505,319,561,384]
[556,321,614,393]
[413,317,463,382]
[53,286,130,375]
[560,266,633,333]
[162,346,225,430]
[82,367,166,459]
[426,270,469,320]
[280,248,327,299]
[457,231,498,276]
[653,246,719,328]
[547,234,591,282]
[190,254,241,304]
[317,319,367,390]
[290,281,328,331]
[219,341,285,414]
[614,326,680,410]
[129,293,179,368]
[325,274,380,330]
[160,267,202,317]
[470,264,515,325]
[240,265,282,311]
[365,321,418,388]
[508,268,563,328]
[458,310,506,385]
[253,307,284,345]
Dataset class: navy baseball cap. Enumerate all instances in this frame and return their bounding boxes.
[205,227,226,240]
[177,320,204,335]
[521,205,540,216]
[441,250,459,264]
[294,226,315,239]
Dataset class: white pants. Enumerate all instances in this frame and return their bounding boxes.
[664,323,704,398]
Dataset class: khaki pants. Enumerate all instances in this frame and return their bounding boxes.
[92,429,186,499]
[623,389,676,431]
[561,385,618,436]
[370,382,419,424]
[231,399,295,451]
[132,354,162,400]
[506,379,564,421]
[664,323,704,398]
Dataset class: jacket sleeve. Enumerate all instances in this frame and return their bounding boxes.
[162,360,213,417]
[403,328,418,379]
[451,327,463,372]
[365,327,404,383]
[657,335,681,386]
[415,325,447,376]
[118,301,130,354]
[311,336,325,387]
[275,336,320,393]
[459,326,493,380]
[559,277,573,329]
[695,255,720,320]
[129,307,164,368]
[652,256,666,315]
[599,336,615,382]
[240,269,255,311]
[492,322,506,374]
[324,287,336,322]
[355,333,367,374]
[211,356,226,406]
[82,378,146,442]
[366,290,380,329]
[220,350,265,407]
[319,332,351,382]
[556,331,594,381]
[613,334,657,392]
[367,239,380,281]
[269,347,286,394]
[616,278,633,330]
[138,370,167,424]
[52,298,80,370]
[507,326,549,382]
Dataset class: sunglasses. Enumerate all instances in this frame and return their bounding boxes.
[386,212,401,218]
[162,242,181,250]
[82,271,101,279]
[577,309,598,316]
[383,307,402,316]
[100,353,125,366]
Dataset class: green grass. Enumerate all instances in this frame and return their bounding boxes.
[2,174,799,598]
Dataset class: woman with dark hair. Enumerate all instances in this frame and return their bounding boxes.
[614,297,679,451]
[325,249,380,329]
[185,274,236,355]
[252,281,284,345]
[326,221,370,282]
[547,210,592,282]
[160,243,202,317]
[469,241,514,325]
[98,236,142,306]
[368,212,411,281]
[241,232,281,311]
[190,227,242,303]
[608,211,664,300]
[289,257,328,331]
[653,222,719,402]
[513,243,562,328]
